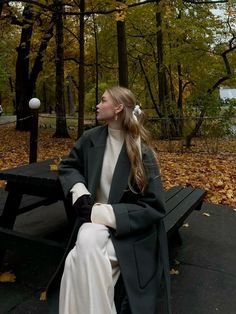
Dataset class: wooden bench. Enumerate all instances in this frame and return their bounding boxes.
[164,185,206,243]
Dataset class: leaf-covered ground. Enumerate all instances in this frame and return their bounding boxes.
[0,124,235,207]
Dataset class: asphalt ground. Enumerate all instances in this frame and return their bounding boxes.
[0,202,235,314]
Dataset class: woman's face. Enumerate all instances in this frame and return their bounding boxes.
[96,91,116,122]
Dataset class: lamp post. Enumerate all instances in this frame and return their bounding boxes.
[29,98,40,163]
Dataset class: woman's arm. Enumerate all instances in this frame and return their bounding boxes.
[59,135,88,198]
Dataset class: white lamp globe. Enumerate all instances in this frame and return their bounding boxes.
[29,98,41,109]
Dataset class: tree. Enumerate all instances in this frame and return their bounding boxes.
[53,0,70,138]
[77,0,85,139]
[116,1,128,87]
[1,2,56,130]
[14,5,34,130]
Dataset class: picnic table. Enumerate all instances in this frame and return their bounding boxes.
[0,159,206,269]
[0,159,73,263]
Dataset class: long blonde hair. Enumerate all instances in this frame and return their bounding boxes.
[106,86,152,193]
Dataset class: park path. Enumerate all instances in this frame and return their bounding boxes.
[0,115,16,125]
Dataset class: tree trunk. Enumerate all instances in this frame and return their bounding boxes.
[177,63,183,136]
[53,0,70,138]
[43,82,47,112]
[0,2,4,17]
[93,14,99,126]
[67,73,75,115]
[77,0,85,139]
[116,0,128,88]
[15,5,33,131]
[8,77,16,113]
[156,2,169,138]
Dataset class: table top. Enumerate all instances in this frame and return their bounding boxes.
[0,159,57,180]
[0,159,62,197]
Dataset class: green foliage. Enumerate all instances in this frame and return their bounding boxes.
[0,0,236,135]
[85,82,115,115]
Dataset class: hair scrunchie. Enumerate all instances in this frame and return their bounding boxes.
[133,105,142,118]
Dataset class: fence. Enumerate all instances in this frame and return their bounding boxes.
[0,114,235,156]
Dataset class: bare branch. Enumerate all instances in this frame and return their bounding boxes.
[183,80,196,91]
[64,58,115,70]
[138,55,162,117]
[1,0,157,16]
[208,40,236,94]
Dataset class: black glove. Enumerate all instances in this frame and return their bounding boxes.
[73,195,93,222]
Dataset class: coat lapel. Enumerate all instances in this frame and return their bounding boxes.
[108,144,130,204]
[87,126,107,202]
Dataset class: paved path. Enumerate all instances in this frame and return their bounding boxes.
[0,202,235,313]
[0,115,16,125]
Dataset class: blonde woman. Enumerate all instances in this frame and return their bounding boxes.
[54,86,171,314]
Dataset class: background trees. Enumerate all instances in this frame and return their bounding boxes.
[0,0,235,139]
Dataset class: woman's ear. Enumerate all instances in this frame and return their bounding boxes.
[115,103,124,114]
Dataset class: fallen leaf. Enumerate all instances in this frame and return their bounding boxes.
[1,125,235,208]
[0,271,16,283]
[202,212,211,217]
[170,268,180,275]
[226,190,234,198]
[214,180,224,187]
[40,291,47,301]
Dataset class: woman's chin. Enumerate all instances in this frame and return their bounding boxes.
[97,115,108,122]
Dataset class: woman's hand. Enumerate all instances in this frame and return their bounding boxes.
[73,195,93,222]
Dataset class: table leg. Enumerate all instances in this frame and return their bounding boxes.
[0,191,22,228]
[0,191,23,267]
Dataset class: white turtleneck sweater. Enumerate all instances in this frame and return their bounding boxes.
[71,127,124,229]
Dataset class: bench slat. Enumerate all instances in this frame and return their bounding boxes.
[165,187,194,213]
[164,186,184,202]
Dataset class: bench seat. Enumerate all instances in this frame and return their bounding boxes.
[164,186,206,237]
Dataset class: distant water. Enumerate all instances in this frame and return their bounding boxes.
[231,125,236,135]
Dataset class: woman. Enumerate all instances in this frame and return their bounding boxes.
[56,86,171,314]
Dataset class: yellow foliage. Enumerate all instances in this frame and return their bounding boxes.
[0,271,16,283]
[170,268,180,275]
[40,291,47,301]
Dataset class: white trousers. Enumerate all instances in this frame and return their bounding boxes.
[59,223,120,314]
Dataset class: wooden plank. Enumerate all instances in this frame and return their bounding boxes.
[165,186,183,201]
[165,187,194,213]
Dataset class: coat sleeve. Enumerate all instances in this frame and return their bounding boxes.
[58,135,88,198]
[112,149,166,237]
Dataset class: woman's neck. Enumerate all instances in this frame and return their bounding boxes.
[107,119,123,130]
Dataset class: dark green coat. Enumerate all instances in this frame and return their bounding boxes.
[51,125,171,314]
